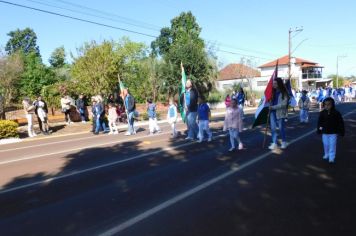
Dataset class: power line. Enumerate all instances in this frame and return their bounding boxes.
[0,0,157,38]
[50,0,276,58]
[23,0,160,32]
[1,0,273,62]
[52,0,161,31]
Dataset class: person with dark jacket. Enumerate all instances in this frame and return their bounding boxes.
[76,94,87,123]
[184,79,199,140]
[33,96,49,134]
[123,89,136,135]
[317,97,345,164]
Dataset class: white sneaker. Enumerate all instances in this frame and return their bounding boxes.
[197,139,203,143]
[125,132,132,136]
[108,132,113,135]
[185,137,192,140]
[208,137,212,142]
[281,142,288,149]
[238,143,244,150]
[228,147,235,152]
[268,143,277,150]
[323,155,329,160]
[32,132,37,137]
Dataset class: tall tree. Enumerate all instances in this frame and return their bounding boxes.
[20,52,55,97]
[5,28,40,56]
[0,51,24,106]
[71,38,147,99]
[151,11,217,97]
[49,46,66,68]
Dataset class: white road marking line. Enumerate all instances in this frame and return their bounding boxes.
[0,133,227,194]
[0,112,300,165]
[0,122,176,152]
[98,109,356,236]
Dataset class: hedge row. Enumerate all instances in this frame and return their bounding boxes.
[0,120,19,139]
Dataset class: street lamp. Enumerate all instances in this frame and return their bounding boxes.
[336,55,347,88]
[288,27,303,89]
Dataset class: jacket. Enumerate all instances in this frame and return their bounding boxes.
[270,93,289,119]
[298,96,310,110]
[317,109,345,136]
[185,88,198,112]
[125,95,136,113]
[223,107,243,132]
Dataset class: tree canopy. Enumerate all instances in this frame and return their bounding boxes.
[5,28,40,56]
[151,11,217,97]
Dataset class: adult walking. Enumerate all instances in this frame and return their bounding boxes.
[22,97,36,137]
[76,94,87,123]
[268,77,290,150]
[236,87,246,119]
[93,95,107,135]
[61,95,72,125]
[123,89,136,136]
[184,79,199,140]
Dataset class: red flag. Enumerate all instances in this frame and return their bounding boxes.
[264,60,278,102]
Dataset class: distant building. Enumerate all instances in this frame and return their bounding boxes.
[258,55,332,90]
[216,63,262,91]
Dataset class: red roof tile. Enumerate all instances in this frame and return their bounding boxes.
[259,55,318,68]
[218,64,261,81]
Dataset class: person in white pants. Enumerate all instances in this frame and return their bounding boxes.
[223,99,243,151]
[317,97,345,164]
[298,90,310,123]
[167,99,178,138]
[22,98,37,137]
[147,98,161,135]
[197,97,212,143]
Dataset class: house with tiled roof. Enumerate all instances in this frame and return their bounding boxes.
[216,63,263,91]
[259,55,331,90]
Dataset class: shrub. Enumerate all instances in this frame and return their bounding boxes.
[0,120,19,139]
[206,91,223,104]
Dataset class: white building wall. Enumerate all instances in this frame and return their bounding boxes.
[216,76,271,92]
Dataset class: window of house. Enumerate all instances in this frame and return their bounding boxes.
[257,81,268,86]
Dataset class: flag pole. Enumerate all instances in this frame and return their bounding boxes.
[262,60,278,148]
[118,74,129,125]
[262,103,272,148]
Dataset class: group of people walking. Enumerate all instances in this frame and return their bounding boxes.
[21,76,349,165]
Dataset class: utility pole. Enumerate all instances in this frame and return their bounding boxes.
[288,27,303,88]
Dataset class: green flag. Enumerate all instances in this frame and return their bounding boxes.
[178,63,187,123]
[119,80,126,92]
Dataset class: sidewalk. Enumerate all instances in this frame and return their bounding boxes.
[15,107,257,140]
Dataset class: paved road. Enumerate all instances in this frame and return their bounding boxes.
[0,103,355,236]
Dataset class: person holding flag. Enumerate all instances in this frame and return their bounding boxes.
[179,63,199,140]
[269,77,290,150]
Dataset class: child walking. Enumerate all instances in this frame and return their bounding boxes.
[197,96,212,143]
[223,99,243,152]
[317,97,345,164]
[108,103,119,134]
[167,98,178,138]
[298,90,310,123]
[147,98,161,135]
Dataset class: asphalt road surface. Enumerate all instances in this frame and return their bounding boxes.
[0,103,355,236]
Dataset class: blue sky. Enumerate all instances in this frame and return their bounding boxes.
[1,0,355,76]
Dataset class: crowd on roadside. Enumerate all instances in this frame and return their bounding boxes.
[21,77,350,165]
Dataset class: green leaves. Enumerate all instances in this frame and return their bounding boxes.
[70,38,147,99]
[5,28,40,56]
[150,11,217,98]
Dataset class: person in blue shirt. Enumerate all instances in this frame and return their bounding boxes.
[123,89,137,136]
[197,96,212,143]
[167,98,178,138]
[184,79,199,140]
[236,87,246,119]
[147,98,161,135]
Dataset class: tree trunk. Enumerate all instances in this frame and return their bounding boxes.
[0,95,5,120]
